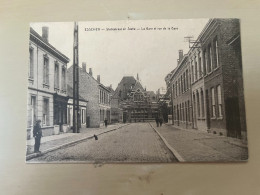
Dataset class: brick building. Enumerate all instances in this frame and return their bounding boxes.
[27,27,70,139]
[67,63,111,128]
[170,51,193,129]
[188,43,207,131]
[200,19,246,139]
[166,18,247,140]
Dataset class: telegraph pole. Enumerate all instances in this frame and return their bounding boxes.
[73,22,80,133]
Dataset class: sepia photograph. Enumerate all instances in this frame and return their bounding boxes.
[26,18,248,163]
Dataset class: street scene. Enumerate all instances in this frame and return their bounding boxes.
[26,19,248,163]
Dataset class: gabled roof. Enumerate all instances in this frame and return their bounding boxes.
[30,27,70,63]
[67,84,87,102]
[113,76,136,99]
[132,80,144,91]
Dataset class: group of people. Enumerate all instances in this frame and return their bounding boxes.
[155,116,163,127]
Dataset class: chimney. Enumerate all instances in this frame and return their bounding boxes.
[42,26,49,42]
[178,50,183,62]
[89,68,93,76]
[110,84,112,88]
[82,62,86,72]
[97,75,100,83]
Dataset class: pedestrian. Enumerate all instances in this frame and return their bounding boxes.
[159,117,163,127]
[104,118,108,128]
[33,119,42,153]
[155,116,159,127]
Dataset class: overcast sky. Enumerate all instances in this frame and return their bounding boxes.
[31,19,209,92]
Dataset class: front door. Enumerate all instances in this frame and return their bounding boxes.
[226,97,241,138]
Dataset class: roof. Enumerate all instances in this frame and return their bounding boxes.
[113,76,137,99]
[132,80,144,91]
[30,27,70,63]
[67,84,87,102]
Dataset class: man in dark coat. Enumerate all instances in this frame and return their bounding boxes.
[33,120,42,153]
[159,117,163,127]
[155,117,159,127]
[104,118,108,128]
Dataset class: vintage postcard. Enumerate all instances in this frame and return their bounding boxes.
[26,19,248,163]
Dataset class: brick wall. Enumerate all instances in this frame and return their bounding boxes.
[67,66,100,128]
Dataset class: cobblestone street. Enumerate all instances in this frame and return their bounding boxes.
[28,123,177,163]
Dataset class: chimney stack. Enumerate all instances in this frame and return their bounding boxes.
[97,75,100,83]
[178,50,183,62]
[42,26,49,42]
[82,62,86,72]
[89,68,93,76]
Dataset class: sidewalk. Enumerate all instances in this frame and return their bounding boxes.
[26,123,128,161]
[150,123,248,162]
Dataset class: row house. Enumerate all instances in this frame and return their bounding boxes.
[167,19,247,140]
[170,51,193,129]
[27,27,70,139]
[67,63,111,128]
[98,77,112,125]
[67,84,88,130]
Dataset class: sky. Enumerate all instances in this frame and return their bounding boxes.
[30,19,209,92]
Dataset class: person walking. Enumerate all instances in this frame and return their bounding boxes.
[159,117,163,127]
[104,118,108,128]
[33,120,42,153]
[155,116,159,127]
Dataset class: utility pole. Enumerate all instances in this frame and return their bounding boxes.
[73,22,80,133]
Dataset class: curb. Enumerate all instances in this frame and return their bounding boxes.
[149,123,185,162]
[26,124,129,161]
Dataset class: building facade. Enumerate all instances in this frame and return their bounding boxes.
[112,75,159,123]
[27,27,70,139]
[170,51,193,129]
[67,63,111,128]
[189,44,207,131]
[200,19,246,139]
[98,81,112,126]
[166,19,247,140]
[67,84,88,130]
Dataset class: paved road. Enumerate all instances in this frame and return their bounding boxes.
[29,123,177,163]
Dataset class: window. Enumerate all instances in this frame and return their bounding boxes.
[175,81,178,96]
[81,109,85,124]
[198,54,202,78]
[29,96,36,127]
[201,90,205,117]
[197,92,200,117]
[195,57,198,81]
[217,85,222,117]
[208,45,213,73]
[29,48,34,78]
[214,39,219,68]
[54,63,59,89]
[43,56,49,85]
[180,75,183,93]
[172,84,175,98]
[183,72,186,91]
[186,69,189,90]
[62,67,66,91]
[43,98,49,125]
[203,50,207,74]
[182,103,185,121]
[211,87,216,117]
[191,62,194,83]
[188,100,190,122]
